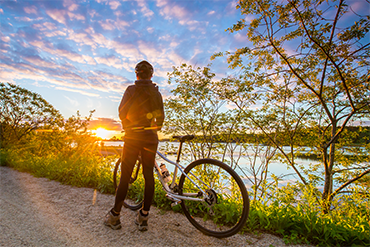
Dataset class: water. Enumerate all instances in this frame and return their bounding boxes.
[103,141,319,187]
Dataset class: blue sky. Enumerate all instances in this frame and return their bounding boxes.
[1,0,246,134]
[1,0,369,137]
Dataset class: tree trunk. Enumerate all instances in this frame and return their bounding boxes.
[322,123,337,213]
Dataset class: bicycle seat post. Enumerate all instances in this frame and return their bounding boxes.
[176,141,183,163]
[172,135,194,163]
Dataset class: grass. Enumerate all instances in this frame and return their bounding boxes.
[1,147,369,246]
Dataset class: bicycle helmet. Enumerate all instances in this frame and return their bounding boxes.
[135,60,154,79]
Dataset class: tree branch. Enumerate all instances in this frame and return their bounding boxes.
[290,0,356,110]
[330,168,370,200]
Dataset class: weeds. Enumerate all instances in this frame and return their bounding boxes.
[1,147,369,246]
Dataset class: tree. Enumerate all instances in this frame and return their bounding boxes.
[166,64,282,202]
[165,64,228,160]
[0,82,63,148]
[212,0,370,209]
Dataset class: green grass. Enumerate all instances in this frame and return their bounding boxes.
[1,147,369,246]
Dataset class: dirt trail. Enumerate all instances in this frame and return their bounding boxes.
[0,166,312,247]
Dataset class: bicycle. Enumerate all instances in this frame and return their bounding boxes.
[113,135,249,238]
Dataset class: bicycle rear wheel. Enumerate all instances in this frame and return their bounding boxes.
[178,158,249,238]
[113,157,144,211]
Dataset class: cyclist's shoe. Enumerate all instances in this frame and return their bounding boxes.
[104,211,121,230]
[135,210,149,231]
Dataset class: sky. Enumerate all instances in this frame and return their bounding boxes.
[0,0,248,138]
[1,0,369,139]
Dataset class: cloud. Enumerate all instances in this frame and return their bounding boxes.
[24,6,38,15]
[109,1,121,10]
[109,95,122,102]
[46,9,67,25]
[110,40,141,61]
[99,19,116,30]
[136,0,154,18]
[23,55,58,68]
[157,0,188,21]
[57,87,100,97]
[67,30,96,49]
[67,12,85,21]
[88,117,122,130]
[95,55,123,69]
[1,36,10,43]
[63,95,80,107]
[63,0,79,12]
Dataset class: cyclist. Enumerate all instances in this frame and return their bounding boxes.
[104,60,165,231]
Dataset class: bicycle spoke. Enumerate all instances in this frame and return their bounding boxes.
[179,159,249,238]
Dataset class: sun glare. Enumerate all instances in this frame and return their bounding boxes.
[93,127,109,139]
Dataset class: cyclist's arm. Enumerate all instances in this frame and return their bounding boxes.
[118,86,135,129]
[156,93,165,130]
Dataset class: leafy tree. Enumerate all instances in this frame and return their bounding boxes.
[0,82,98,158]
[165,64,228,160]
[0,82,62,148]
[165,64,282,202]
[212,0,370,209]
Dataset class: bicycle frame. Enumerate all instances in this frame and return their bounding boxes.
[155,151,210,203]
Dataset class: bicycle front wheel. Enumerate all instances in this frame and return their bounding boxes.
[178,158,249,238]
[113,157,143,211]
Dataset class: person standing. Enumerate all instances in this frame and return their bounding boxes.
[104,60,165,231]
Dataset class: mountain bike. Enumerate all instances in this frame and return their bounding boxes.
[113,135,249,238]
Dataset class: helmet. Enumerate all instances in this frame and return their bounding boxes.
[135,60,154,77]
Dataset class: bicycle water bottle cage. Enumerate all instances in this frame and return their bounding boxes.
[172,135,195,142]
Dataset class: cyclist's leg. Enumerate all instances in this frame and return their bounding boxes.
[140,142,158,212]
[113,140,140,213]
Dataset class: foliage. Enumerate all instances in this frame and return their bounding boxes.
[0,82,63,148]
[0,147,115,192]
[211,0,370,209]
[2,145,368,246]
[165,64,275,202]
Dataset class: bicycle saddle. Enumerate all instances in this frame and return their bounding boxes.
[172,135,195,142]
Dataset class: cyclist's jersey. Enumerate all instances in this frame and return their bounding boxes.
[118,79,164,142]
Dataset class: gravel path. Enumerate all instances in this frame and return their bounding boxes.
[0,166,313,247]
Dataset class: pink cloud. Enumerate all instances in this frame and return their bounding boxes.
[24,6,38,15]
[46,9,67,25]
[117,20,129,29]
[99,19,115,30]
[23,56,57,68]
[15,17,33,22]
[157,0,188,20]
[95,56,123,69]
[136,0,154,18]
[44,30,67,38]
[67,31,96,49]
[110,41,140,60]
[67,12,85,21]
[109,1,121,10]
[63,0,79,11]
[1,36,10,43]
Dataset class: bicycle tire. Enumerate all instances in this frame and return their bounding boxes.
[113,157,143,211]
[178,158,249,238]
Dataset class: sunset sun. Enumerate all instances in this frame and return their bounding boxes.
[93,128,109,139]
